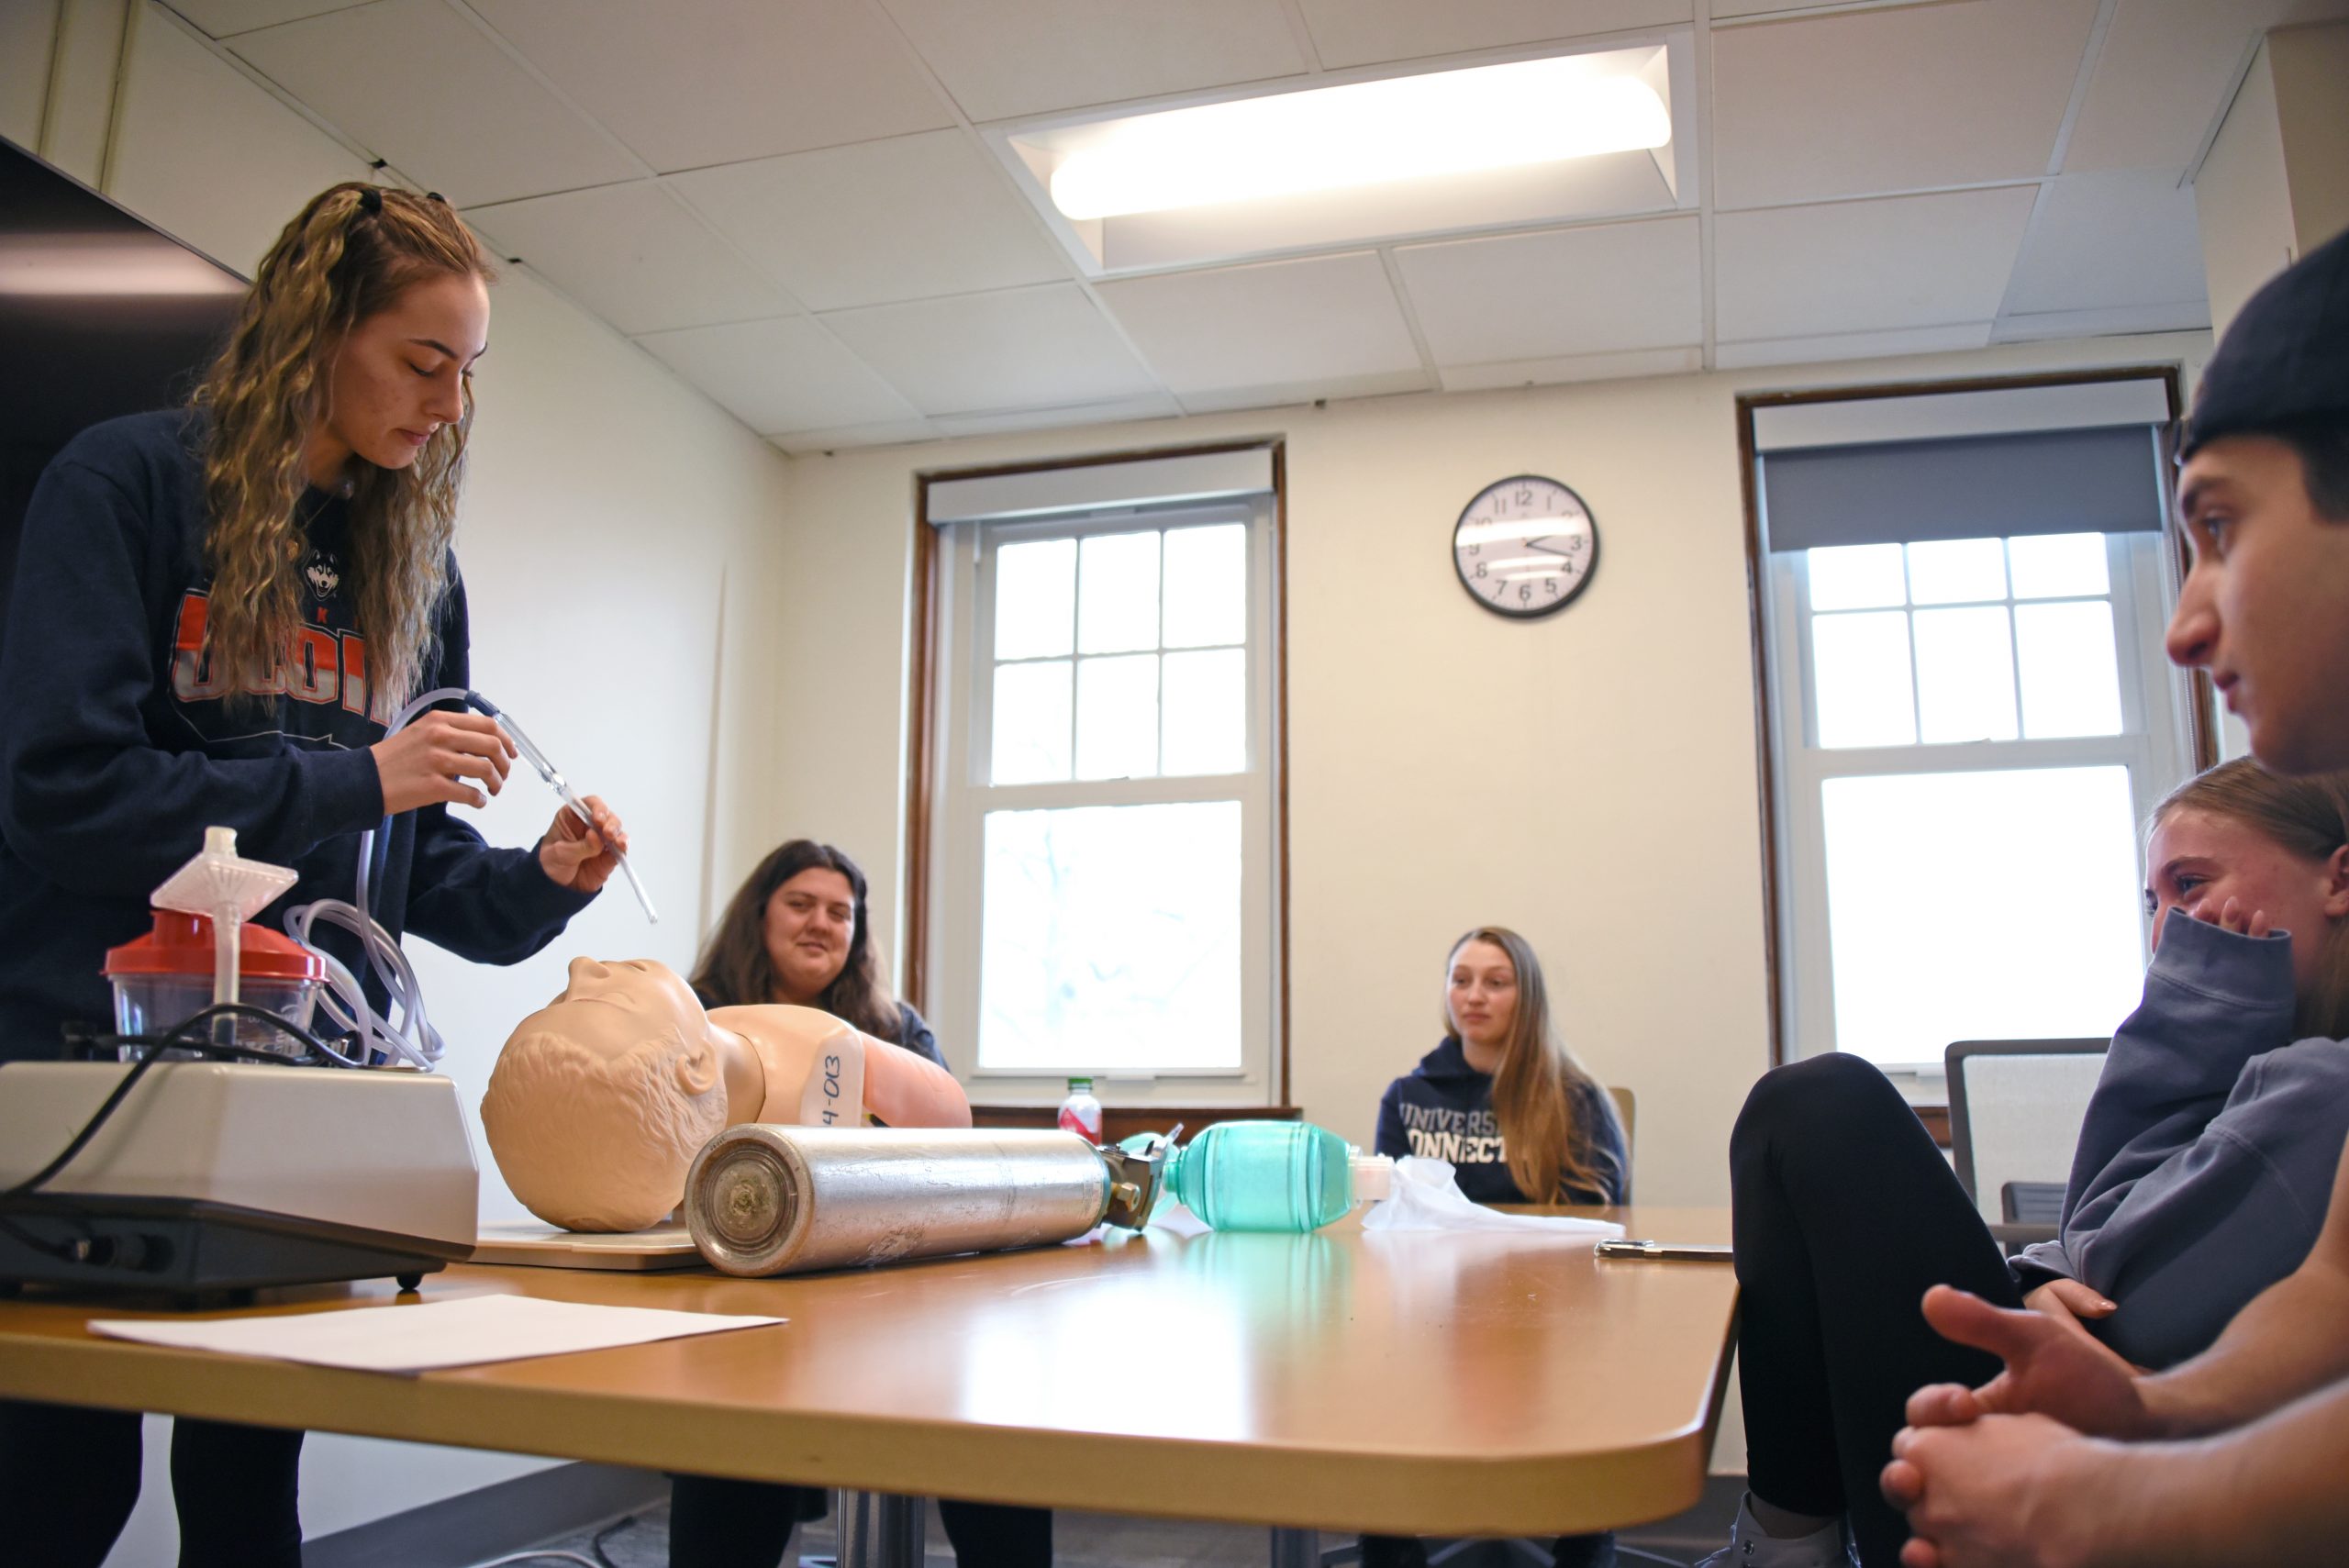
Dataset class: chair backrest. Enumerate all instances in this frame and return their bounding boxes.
[1945,1039,2108,1229]
[1606,1085,1636,1157]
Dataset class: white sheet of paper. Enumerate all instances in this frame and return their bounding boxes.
[87,1292,784,1374]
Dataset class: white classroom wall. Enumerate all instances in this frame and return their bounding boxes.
[5,2,796,1553]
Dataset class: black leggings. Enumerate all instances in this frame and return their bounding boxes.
[668,1475,1052,1568]
[0,1400,305,1567]
[1730,1053,2023,1567]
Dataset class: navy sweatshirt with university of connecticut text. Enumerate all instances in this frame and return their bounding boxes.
[0,409,592,1056]
[1374,1036,1630,1205]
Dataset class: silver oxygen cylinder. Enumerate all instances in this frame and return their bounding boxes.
[685,1125,1117,1276]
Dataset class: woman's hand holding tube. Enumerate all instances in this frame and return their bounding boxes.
[540,795,627,892]
[371,710,515,813]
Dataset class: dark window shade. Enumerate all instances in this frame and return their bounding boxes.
[1760,426,2165,553]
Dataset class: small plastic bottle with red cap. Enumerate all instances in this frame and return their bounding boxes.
[1056,1076,1104,1144]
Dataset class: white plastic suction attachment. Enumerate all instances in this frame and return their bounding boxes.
[151,827,300,1011]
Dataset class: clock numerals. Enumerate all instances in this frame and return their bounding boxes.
[1453,476,1597,618]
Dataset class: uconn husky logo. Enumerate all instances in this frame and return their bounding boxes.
[302,546,342,602]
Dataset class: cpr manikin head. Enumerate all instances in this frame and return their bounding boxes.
[482,957,972,1231]
[482,958,724,1231]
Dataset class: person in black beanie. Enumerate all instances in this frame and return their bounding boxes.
[1882,228,2349,1567]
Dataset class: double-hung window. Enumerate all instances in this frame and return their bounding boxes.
[919,449,1282,1106]
[1751,376,2201,1071]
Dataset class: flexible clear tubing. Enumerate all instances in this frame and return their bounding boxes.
[279,684,469,1069]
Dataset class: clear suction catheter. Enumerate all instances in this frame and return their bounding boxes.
[279,687,654,1071]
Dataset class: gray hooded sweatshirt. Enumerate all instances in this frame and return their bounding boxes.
[2010,911,2349,1369]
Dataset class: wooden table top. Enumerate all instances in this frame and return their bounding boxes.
[0,1206,1737,1536]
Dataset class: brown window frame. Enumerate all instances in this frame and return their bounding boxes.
[1736,365,2208,1069]
[902,439,1294,1105]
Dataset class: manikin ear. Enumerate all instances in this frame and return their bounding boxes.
[674,1035,720,1098]
[2322,845,2349,921]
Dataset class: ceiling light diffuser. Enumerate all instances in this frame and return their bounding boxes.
[1047,55,1672,221]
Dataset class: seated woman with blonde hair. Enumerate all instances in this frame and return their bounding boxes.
[1364,924,1630,1568]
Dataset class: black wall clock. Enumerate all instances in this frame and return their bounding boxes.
[1452,474,1599,619]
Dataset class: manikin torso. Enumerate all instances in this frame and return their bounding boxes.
[482,957,970,1231]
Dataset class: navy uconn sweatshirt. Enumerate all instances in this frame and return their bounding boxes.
[1374,1036,1630,1205]
[0,410,591,1056]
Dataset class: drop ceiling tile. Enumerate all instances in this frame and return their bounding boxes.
[1394,216,1700,365]
[174,0,371,33]
[669,131,1069,312]
[111,12,375,274]
[1439,346,1702,390]
[2063,0,2349,174]
[467,0,952,172]
[769,419,941,455]
[2003,169,2208,317]
[821,284,1162,416]
[635,317,919,434]
[229,0,638,206]
[466,183,797,335]
[1712,0,2096,209]
[877,0,1306,122]
[1295,0,1691,69]
[1715,322,1992,369]
[1096,252,1421,398]
[933,394,1184,437]
[1715,186,2038,341]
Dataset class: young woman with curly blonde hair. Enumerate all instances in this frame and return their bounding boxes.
[0,182,629,1565]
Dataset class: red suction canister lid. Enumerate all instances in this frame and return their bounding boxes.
[103,910,326,981]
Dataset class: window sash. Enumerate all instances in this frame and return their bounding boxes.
[927,498,1280,1102]
[1764,531,2195,1070]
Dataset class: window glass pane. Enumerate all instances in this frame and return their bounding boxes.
[994,539,1075,661]
[1820,767,2144,1065]
[990,661,1072,784]
[1907,538,2007,605]
[2009,532,2110,599]
[978,801,1242,1072]
[1808,544,1907,611]
[1163,648,1246,776]
[1914,606,2019,743]
[2018,601,2124,739]
[1163,524,1247,649]
[1078,531,1161,654]
[1813,610,1917,749]
[1074,654,1159,781]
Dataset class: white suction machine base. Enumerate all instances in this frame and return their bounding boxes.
[0,1061,478,1298]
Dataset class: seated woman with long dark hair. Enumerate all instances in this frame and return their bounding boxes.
[667,839,1050,1568]
[1707,758,2349,1568]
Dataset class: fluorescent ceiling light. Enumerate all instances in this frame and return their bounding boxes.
[0,236,245,297]
[1048,55,1671,221]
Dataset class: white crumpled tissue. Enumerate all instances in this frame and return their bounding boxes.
[1361,1156,1626,1242]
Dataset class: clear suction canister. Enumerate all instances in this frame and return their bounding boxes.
[103,911,325,1060]
[685,1126,1119,1276]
